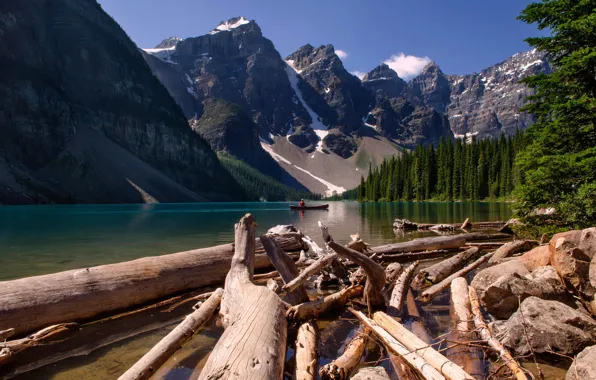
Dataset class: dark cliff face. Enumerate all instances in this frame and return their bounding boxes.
[0,0,244,204]
[362,63,407,100]
[407,62,452,113]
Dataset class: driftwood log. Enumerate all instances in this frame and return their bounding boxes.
[0,233,305,336]
[413,247,480,288]
[419,251,495,303]
[198,214,287,380]
[448,278,484,378]
[118,288,223,380]
[463,233,513,241]
[286,286,363,321]
[371,235,467,255]
[468,287,527,380]
[320,222,386,310]
[296,321,318,380]
[349,308,445,380]
[319,327,369,380]
[488,240,539,264]
[374,249,460,263]
[406,290,432,343]
[283,253,338,293]
[373,312,474,380]
[387,262,418,317]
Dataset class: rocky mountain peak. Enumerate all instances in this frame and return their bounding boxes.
[208,16,258,35]
[362,64,407,101]
[420,61,443,75]
[155,37,182,49]
[362,63,399,81]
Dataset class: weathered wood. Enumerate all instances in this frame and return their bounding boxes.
[461,218,471,230]
[413,247,480,288]
[349,308,446,380]
[296,321,318,380]
[463,233,513,241]
[267,278,282,293]
[375,249,460,263]
[283,253,338,293]
[388,262,418,317]
[419,251,495,303]
[198,214,287,380]
[351,366,391,379]
[488,240,539,264]
[373,312,474,380]
[0,323,80,355]
[448,278,484,379]
[320,222,386,309]
[464,242,507,250]
[346,234,371,253]
[371,235,467,255]
[0,233,304,336]
[468,287,528,380]
[260,235,309,305]
[319,327,369,380]
[286,286,363,321]
[118,288,223,380]
[0,329,15,341]
[406,290,432,343]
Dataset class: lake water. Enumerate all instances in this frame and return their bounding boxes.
[0,201,524,380]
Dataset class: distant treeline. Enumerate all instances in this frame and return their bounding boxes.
[339,132,527,202]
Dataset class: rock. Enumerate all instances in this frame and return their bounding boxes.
[551,228,596,260]
[351,366,390,379]
[471,260,530,300]
[393,219,418,230]
[267,225,299,235]
[591,255,596,289]
[493,297,596,357]
[481,266,573,319]
[550,234,595,299]
[567,345,596,380]
[518,245,551,272]
[489,240,539,264]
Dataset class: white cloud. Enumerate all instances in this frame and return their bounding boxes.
[351,71,366,80]
[383,53,432,79]
[335,49,348,59]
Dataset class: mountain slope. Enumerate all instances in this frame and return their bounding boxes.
[0,0,245,204]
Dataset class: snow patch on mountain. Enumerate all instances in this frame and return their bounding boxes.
[143,47,176,64]
[210,17,250,34]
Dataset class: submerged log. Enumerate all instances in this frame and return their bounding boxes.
[349,308,445,380]
[419,251,495,303]
[413,247,480,288]
[468,287,527,380]
[296,321,318,380]
[388,262,418,317]
[448,278,484,379]
[320,222,386,309]
[198,215,287,380]
[0,233,304,336]
[373,312,474,380]
[488,240,539,264]
[118,288,223,380]
[371,235,467,255]
[286,286,363,322]
[319,327,369,380]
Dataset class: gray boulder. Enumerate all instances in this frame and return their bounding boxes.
[471,260,530,300]
[481,266,573,319]
[351,366,390,380]
[567,345,596,380]
[493,297,596,356]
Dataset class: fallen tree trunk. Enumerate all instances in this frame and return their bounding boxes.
[375,249,460,263]
[0,233,304,336]
[371,235,467,255]
[296,321,318,380]
[373,312,474,380]
[388,262,418,317]
[419,251,495,303]
[118,288,223,380]
[413,247,480,288]
[349,308,445,380]
[448,278,484,379]
[488,240,539,264]
[286,286,363,321]
[406,290,432,343]
[463,233,513,241]
[320,222,386,309]
[282,253,338,293]
[198,214,287,380]
[468,287,527,380]
[319,327,369,380]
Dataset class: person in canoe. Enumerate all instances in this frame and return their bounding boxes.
[299,199,306,207]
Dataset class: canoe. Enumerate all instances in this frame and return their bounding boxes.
[290,204,329,210]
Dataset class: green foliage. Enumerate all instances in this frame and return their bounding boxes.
[340,132,526,202]
[515,0,596,227]
[218,153,320,201]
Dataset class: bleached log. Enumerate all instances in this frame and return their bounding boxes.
[319,327,369,380]
[375,249,460,263]
[267,279,282,293]
[419,251,495,303]
[488,240,539,264]
[286,286,363,322]
[463,233,512,241]
[283,253,338,293]
[371,235,467,255]
[118,288,223,380]
[468,287,527,380]
[406,290,432,343]
[388,262,418,317]
[320,222,386,309]
[198,214,287,380]
[413,247,480,288]
[0,233,304,336]
[373,312,474,380]
[349,308,446,380]
[296,321,318,380]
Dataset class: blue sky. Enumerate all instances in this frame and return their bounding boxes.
[98,0,545,79]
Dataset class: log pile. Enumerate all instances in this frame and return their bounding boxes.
[3,216,587,380]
